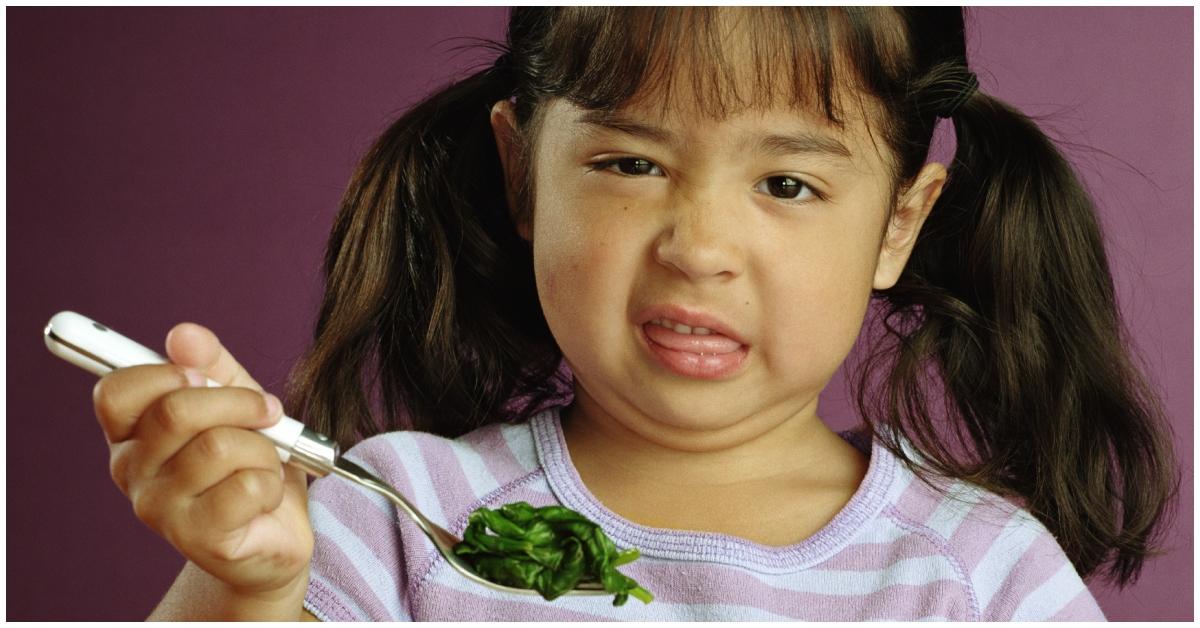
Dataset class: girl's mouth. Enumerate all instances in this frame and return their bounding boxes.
[639,320,749,380]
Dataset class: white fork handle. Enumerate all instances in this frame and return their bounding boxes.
[44,310,338,475]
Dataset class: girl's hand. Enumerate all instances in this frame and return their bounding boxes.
[91,322,313,598]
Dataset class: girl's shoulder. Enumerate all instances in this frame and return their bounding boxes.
[876,429,1056,545]
[880,448,1104,620]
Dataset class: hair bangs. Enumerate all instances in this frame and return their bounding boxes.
[524,7,889,128]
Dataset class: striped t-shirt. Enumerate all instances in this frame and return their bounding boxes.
[303,406,1105,621]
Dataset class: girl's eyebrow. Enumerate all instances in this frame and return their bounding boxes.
[577,110,853,161]
[756,133,852,160]
[577,110,676,145]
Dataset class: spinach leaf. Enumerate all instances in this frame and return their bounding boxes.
[452,502,654,606]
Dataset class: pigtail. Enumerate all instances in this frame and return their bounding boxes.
[862,85,1180,587]
[286,59,564,448]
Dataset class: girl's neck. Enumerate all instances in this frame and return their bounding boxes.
[559,389,870,545]
[561,389,860,484]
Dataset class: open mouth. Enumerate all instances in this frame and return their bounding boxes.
[640,319,749,380]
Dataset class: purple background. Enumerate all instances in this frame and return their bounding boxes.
[7,7,1192,621]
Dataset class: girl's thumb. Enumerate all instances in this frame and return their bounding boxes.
[164,322,263,391]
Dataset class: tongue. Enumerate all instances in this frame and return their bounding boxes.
[643,323,743,354]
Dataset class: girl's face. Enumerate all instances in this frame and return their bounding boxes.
[493,90,944,452]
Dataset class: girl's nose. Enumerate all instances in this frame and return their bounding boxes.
[652,194,744,282]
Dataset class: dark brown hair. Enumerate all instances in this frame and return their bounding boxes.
[286,8,1179,589]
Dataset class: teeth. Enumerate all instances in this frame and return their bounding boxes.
[649,318,713,336]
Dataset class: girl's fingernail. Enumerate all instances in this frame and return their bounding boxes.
[184,368,208,388]
[263,393,282,422]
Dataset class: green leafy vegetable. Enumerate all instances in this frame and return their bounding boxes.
[452,502,654,606]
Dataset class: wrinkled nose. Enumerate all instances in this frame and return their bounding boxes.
[652,190,745,282]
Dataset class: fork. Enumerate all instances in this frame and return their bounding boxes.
[44,311,607,597]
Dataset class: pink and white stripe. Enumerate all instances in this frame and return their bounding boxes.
[303,406,1106,621]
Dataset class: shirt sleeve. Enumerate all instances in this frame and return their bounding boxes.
[989,559,1107,620]
[303,436,415,621]
[972,509,1107,621]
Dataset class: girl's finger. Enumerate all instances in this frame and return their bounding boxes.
[93,364,206,444]
[164,322,263,391]
[114,386,281,490]
[127,471,193,548]
[158,425,282,497]
[188,467,286,542]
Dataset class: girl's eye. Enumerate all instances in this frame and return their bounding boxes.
[756,176,822,203]
[592,157,663,177]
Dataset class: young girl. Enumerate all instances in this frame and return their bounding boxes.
[91,7,1179,621]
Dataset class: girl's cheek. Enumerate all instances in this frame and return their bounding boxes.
[534,221,633,342]
[532,213,588,300]
[537,231,611,299]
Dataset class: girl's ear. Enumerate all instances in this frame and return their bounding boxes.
[873,162,947,290]
[489,99,531,241]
